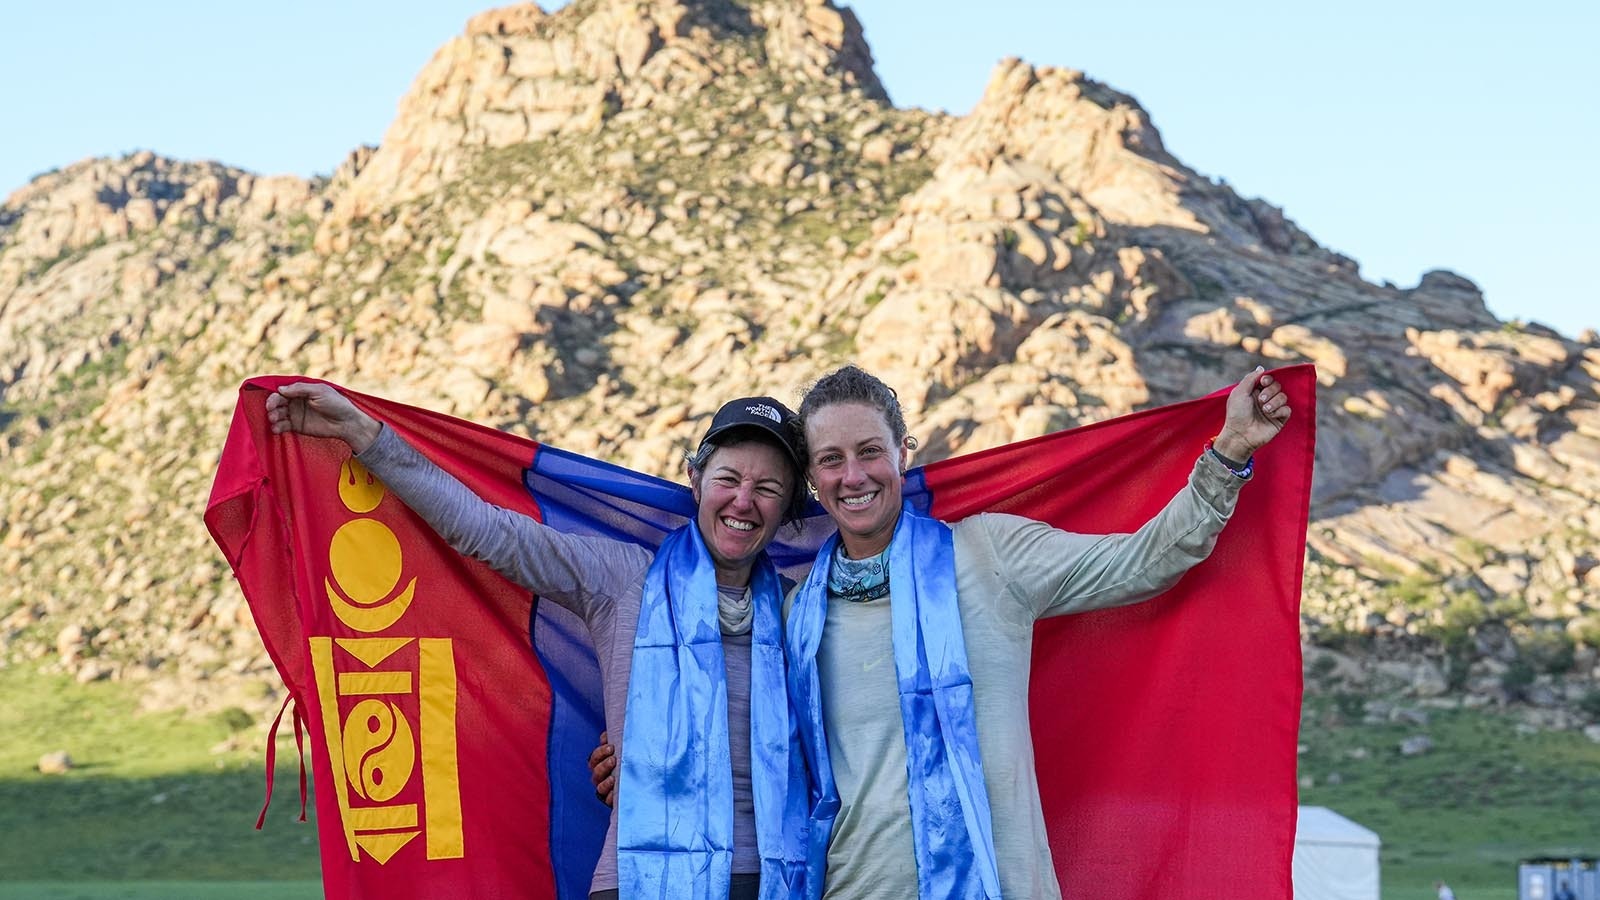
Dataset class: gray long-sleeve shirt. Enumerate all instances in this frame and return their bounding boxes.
[356,426,761,894]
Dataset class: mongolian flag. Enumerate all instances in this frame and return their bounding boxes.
[205,365,1315,900]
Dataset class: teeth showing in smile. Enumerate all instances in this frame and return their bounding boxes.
[841,491,877,508]
[721,517,756,532]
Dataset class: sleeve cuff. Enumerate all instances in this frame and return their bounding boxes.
[1194,452,1247,507]
[354,423,398,464]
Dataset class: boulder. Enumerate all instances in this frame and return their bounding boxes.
[38,751,73,775]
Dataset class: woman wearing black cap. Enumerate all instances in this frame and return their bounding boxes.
[266,383,814,900]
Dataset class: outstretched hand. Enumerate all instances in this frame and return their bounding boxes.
[264,382,382,453]
[1213,366,1291,462]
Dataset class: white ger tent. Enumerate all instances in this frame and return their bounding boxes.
[1293,806,1382,900]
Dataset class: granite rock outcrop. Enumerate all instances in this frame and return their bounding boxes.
[2,0,1596,726]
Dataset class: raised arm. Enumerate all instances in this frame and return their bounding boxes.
[267,382,649,618]
[984,367,1291,620]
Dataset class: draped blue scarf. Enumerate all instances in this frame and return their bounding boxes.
[786,504,1003,900]
[618,522,812,900]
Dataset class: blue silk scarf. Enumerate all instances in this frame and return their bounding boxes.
[787,504,1004,900]
[619,522,812,900]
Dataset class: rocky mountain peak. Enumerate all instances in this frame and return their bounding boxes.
[938,58,1358,270]
[0,153,315,284]
[464,2,548,35]
[942,59,1186,224]
[320,0,882,238]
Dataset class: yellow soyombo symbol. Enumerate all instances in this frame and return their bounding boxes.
[309,457,464,866]
[325,518,417,633]
[342,698,417,803]
[339,459,386,513]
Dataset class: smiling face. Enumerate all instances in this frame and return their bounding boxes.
[804,401,908,559]
[689,438,794,586]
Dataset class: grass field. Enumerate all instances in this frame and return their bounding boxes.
[1299,694,1600,898]
[0,883,320,900]
[4,665,1597,897]
[0,665,320,886]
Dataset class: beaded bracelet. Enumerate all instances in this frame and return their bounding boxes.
[1204,438,1255,480]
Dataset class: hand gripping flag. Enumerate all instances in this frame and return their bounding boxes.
[206,365,1314,900]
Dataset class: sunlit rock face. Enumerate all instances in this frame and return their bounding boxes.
[0,0,1596,720]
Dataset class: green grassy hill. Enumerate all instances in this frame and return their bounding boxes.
[1298,694,1600,898]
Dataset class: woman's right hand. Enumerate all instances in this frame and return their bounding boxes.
[588,731,617,808]
[264,382,383,453]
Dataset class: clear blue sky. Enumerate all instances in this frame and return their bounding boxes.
[3,1,1593,337]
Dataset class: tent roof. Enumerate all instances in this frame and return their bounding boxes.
[1296,806,1381,849]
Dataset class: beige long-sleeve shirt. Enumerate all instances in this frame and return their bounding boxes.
[810,455,1244,899]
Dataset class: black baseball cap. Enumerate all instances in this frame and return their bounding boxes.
[698,396,803,468]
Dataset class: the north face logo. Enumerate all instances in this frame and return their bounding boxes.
[746,404,782,423]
